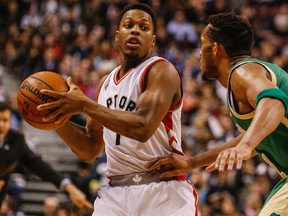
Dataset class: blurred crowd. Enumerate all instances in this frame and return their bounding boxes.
[0,0,288,215]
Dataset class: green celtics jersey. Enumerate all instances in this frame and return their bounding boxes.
[227,58,288,178]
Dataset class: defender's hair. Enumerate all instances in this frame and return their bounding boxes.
[117,3,157,34]
[207,12,253,57]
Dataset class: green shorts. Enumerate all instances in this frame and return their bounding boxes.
[259,175,288,216]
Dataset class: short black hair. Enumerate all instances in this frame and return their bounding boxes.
[117,3,157,34]
[0,101,12,112]
[207,11,253,57]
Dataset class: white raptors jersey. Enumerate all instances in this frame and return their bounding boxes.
[97,56,184,176]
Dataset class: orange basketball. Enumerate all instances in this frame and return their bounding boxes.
[17,71,71,130]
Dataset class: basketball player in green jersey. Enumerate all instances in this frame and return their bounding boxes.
[148,12,288,215]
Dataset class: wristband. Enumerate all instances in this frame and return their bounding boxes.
[256,88,288,116]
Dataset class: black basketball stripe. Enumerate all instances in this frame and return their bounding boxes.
[18,89,54,112]
[29,75,54,90]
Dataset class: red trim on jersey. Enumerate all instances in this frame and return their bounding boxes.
[162,112,172,132]
[113,67,134,85]
[190,182,199,215]
[174,175,187,181]
[140,57,183,112]
[169,136,177,145]
[169,65,184,111]
[173,148,185,156]
[140,58,166,91]
[170,96,183,111]
[171,149,198,214]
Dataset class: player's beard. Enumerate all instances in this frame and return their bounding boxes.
[125,53,139,60]
[202,50,219,80]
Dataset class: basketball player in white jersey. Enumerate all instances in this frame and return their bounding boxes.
[37,3,198,215]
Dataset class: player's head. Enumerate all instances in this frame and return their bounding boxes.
[116,3,157,61]
[0,102,12,139]
[200,11,253,80]
[117,3,157,34]
[207,12,253,57]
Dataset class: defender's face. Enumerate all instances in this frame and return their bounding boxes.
[200,25,219,80]
[116,9,156,61]
[0,110,11,140]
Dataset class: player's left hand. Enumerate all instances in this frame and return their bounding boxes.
[37,77,89,122]
[64,182,93,209]
[147,153,193,178]
[206,146,252,172]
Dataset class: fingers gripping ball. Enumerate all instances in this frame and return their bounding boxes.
[17,71,71,130]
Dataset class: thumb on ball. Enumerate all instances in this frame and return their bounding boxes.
[67,76,75,89]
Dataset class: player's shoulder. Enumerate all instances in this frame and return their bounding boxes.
[233,61,268,79]
[150,57,178,73]
[148,58,181,86]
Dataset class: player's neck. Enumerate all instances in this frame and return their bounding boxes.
[230,55,251,66]
[120,55,150,74]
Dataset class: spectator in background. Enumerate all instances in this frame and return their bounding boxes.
[6,94,22,131]
[70,160,101,203]
[207,105,239,150]
[42,195,59,216]
[0,101,92,210]
[20,2,41,30]
[242,192,263,216]
[21,33,43,80]
[92,39,118,74]
[272,3,288,36]
[0,79,7,102]
[0,195,25,216]
[39,47,59,73]
[54,205,70,216]
[167,9,198,48]
[181,77,201,126]
[58,54,73,80]
[85,70,102,100]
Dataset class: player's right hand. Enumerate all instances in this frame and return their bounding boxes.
[37,77,88,123]
[147,153,192,178]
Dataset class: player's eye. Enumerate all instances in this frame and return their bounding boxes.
[124,23,133,29]
[141,25,149,31]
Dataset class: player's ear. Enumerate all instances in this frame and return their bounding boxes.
[213,42,218,56]
[115,31,119,42]
[214,42,228,57]
[152,35,156,46]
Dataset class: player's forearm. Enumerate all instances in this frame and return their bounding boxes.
[82,99,156,142]
[56,121,103,162]
[240,98,285,151]
[191,135,243,169]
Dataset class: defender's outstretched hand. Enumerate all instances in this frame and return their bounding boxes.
[206,146,252,172]
[148,153,193,178]
[37,77,89,123]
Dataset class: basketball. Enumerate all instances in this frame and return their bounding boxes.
[17,71,71,130]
